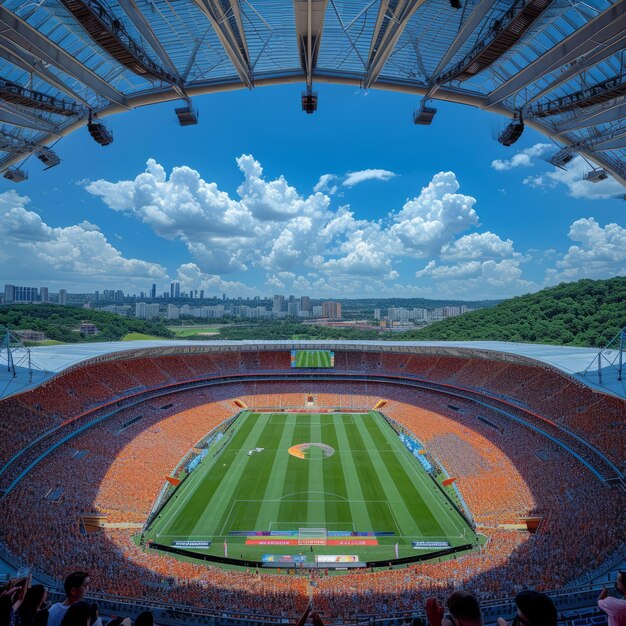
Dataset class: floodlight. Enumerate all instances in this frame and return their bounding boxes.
[413,101,437,125]
[3,167,28,182]
[549,149,575,169]
[583,169,608,183]
[301,91,318,114]
[87,119,113,146]
[37,147,61,169]
[498,113,524,146]
[175,104,198,126]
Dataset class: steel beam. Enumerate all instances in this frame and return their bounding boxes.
[0,104,61,134]
[430,0,498,83]
[113,0,182,83]
[526,34,626,105]
[191,0,253,88]
[486,0,626,107]
[294,0,328,89]
[590,129,626,152]
[0,40,90,106]
[0,5,127,107]
[553,100,626,132]
[363,0,428,89]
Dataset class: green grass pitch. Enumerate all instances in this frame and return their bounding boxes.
[146,411,476,563]
[293,350,333,368]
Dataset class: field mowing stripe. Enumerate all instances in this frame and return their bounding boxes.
[334,416,375,533]
[253,415,298,531]
[307,414,326,528]
[355,415,430,538]
[154,412,250,538]
[375,416,467,539]
[189,413,270,537]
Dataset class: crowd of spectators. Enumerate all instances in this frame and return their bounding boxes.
[0,380,624,622]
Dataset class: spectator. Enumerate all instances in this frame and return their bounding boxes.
[0,576,30,626]
[14,584,48,626]
[426,591,482,626]
[48,573,90,626]
[497,591,557,626]
[598,572,626,626]
[134,612,153,626]
[59,602,92,626]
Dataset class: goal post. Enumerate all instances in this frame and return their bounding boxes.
[298,527,327,545]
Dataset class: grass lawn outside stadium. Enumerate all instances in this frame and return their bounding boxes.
[145,411,477,566]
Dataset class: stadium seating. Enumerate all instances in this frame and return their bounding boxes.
[0,348,624,623]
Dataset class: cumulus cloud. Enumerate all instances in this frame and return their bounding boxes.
[0,191,167,289]
[389,171,479,256]
[441,232,517,260]
[523,156,625,200]
[313,174,339,195]
[176,263,252,296]
[491,143,552,171]
[546,218,626,283]
[343,169,397,187]
[84,156,536,297]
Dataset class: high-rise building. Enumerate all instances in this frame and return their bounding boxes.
[166,304,179,320]
[40,287,49,302]
[322,301,342,319]
[199,290,205,300]
[272,295,285,313]
[374,308,381,320]
[58,289,67,305]
[287,300,299,316]
[300,296,311,312]
[175,282,181,298]
[151,283,157,299]
[135,302,160,319]
[114,290,124,302]
[3,284,15,303]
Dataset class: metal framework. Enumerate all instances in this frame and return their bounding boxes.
[0,0,623,184]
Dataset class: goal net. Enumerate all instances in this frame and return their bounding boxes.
[298,527,327,545]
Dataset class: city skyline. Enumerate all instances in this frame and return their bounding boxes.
[1,86,624,300]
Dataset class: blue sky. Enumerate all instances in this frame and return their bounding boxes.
[1,83,625,299]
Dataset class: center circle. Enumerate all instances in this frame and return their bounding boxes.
[288,442,335,459]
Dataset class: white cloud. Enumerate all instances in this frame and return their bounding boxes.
[389,171,479,256]
[523,156,625,200]
[546,218,626,283]
[0,191,167,289]
[84,157,537,297]
[313,174,339,195]
[343,169,396,187]
[441,232,517,260]
[176,263,251,296]
[491,143,552,171]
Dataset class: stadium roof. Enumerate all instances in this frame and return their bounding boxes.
[1,339,624,400]
[0,0,624,184]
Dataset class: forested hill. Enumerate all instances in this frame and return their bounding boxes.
[396,277,626,347]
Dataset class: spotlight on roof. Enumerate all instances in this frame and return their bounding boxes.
[449,0,461,7]
[413,100,437,125]
[301,89,318,114]
[87,115,113,146]
[549,148,575,169]
[37,147,61,169]
[175,102,198,126]
[583,168,608,183]
[498,112,524,146]
[3,166,28,182]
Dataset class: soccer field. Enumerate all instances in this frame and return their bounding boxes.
[146,411,476,563]
[293,350,333,368]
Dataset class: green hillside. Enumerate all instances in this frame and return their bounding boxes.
[396,277,626,347]
[0,304,175,343]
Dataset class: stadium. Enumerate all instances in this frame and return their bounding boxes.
[0,339,624,624]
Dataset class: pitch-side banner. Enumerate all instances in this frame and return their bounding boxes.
[315,555,359,563]
[173,540,211,548]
